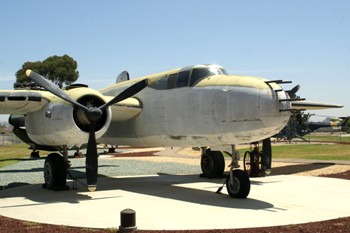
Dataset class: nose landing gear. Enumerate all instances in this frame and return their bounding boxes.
[201,145,251,198]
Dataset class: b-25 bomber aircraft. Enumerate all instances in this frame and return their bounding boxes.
[0,64,342,198]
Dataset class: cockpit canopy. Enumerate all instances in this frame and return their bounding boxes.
[151,64,228,90]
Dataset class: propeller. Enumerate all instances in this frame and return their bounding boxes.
[262,138,272,175]
[26,70,149,191]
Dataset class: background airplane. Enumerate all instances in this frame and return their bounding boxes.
[274,113,349,142]
[0,64,342,198]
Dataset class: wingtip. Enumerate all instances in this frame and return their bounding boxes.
[25,69,32,77]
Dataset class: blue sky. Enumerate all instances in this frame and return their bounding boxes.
[0,1,349,122]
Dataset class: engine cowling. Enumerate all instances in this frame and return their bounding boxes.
[25,87,112,147]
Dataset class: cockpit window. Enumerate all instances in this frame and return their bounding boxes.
[167,73,177,89]
[190,67,228,86]
[176,70,191,88]
[164,66,228,89]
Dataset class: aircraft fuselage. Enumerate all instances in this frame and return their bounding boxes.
[100,65,291,147]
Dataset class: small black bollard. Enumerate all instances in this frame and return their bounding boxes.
[119,208,137,232]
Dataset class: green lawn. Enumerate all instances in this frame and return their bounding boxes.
[236,142,350,161]
[306,134,350,143]
[1,138,350,169]
[0,144,31,168]
[271,144,350,161]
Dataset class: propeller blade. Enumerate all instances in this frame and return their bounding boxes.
[26,70,88,111]
[262,138,272,174]
[85,121,98,191]
[99,79,149,111]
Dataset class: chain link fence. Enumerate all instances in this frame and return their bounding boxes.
[0,133,22,146]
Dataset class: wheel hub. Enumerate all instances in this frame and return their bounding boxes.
[228,176,240,194]
[201,156,214,173]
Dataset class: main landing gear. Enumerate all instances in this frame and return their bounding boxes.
[42,146,70,191]
[243,138,272,177]
[201,146,250,198]
[200,148,225,178]
[43,153,67,190]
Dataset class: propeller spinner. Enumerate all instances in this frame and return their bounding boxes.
[26,70,149,191]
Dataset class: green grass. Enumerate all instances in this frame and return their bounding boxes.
[1,137,350,170]
[306,135,350,143]
[236,143,350,161]
[0,144,32,168]
[271,144,350,161]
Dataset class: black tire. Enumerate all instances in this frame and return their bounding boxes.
[200,150,225,178]
[226,169,250,198]
[44,153,67,189]
[215,151,225,177]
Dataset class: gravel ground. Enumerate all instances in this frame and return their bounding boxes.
[1,155,201,189]
[1,148,350,232]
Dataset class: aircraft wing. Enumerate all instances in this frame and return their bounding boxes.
[0,90,143,121]
[0,90,50,114]
[105,96,143,121]
[291,101,343,110]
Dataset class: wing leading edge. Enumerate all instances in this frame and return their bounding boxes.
[0,90,143,121]
[291,101,343,110]
[0,90,49,114]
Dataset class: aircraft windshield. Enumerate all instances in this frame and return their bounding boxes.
[190,66,228,86]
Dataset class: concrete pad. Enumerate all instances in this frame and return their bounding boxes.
[1,174,350,230]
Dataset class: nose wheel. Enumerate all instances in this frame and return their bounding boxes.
[212,145,250,198]
[226,169,250,198]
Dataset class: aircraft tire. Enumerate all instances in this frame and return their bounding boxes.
[201,150,225,178]
[226,169,250,198]
[44,153,67,189]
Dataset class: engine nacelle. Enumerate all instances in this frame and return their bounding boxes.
[25,87,112,147]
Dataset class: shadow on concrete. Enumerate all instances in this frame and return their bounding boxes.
[271,162,335,176]
[0,174,273,210]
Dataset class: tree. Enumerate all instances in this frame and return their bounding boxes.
[15,61,43,85]
[15,54,79,89]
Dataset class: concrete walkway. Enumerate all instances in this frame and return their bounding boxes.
[1,174,350,230]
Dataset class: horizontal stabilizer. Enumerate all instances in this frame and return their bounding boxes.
[291,101,343,110]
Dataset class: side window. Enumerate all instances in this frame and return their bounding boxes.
[190,68,211,86]
[176,70,191,88]
[167,73,177,89]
